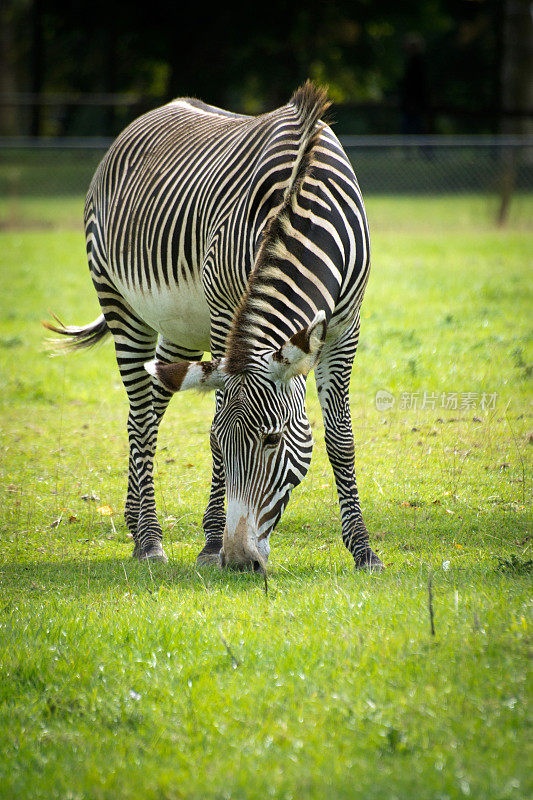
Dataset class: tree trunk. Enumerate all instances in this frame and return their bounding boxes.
[30,0,44,137]
[0,1,19,135]
[497,0,533,225]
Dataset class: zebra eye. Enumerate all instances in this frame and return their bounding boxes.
[263,431,282,446]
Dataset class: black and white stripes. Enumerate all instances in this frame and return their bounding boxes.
[45,81,383,570]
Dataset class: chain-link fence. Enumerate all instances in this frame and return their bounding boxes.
[1,135,532,227]
[342,136,533,195]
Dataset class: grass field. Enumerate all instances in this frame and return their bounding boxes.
[0,194,531,799]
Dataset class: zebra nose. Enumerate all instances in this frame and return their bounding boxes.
[220,552,260,572]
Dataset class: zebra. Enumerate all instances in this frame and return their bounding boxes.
[44,81,384,573]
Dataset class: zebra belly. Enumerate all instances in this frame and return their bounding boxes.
[113,278,212,352]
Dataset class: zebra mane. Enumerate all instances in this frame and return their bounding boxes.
[224,81,331,375]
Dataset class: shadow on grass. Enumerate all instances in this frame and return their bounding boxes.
[1,557,199,600]
[2,533,525,602]
[0,552,396,601]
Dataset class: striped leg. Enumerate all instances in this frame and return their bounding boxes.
[198,389,226,566]
[121,336,166,560]
[149,338,203,559]
[125,336,204,559]
[94,282,166,560]
[124,448,141,538]
[315,317,383,570]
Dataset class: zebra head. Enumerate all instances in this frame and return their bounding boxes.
[213,370,312,570]
[145,311,326,571]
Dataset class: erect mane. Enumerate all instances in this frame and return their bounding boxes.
[224,81,331,375]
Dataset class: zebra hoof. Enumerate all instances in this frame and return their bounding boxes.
[196,550,222,569]
[135,543,168,563]
[354,549,384,572]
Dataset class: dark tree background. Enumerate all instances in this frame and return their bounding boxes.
[1,0,531,136]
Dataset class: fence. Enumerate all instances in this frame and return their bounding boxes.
[1,135,532,226]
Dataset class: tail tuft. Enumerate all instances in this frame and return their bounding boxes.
[42,313,110,354]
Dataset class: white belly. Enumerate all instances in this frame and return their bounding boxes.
[116,279,212,351]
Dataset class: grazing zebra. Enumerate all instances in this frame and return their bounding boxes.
[44,81,383,573]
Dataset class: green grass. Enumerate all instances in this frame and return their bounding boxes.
[2,191,533,233]
[0,195,531,799]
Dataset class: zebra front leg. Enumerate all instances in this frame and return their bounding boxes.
[150,338,204,561]
[198,390,226,566]
[315,320,383,571]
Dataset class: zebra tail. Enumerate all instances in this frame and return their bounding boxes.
[42,312,110,354]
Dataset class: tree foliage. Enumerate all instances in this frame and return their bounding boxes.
[1,0,522,135]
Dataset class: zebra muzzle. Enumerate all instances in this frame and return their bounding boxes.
[221,520,269,594]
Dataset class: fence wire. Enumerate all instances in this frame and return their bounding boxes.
[0,136,531,224]
[342,136,533,196]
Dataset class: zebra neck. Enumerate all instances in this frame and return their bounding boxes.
[225,196,340,373]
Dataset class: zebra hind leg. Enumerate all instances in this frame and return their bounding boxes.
[88,235,166,560]
[105,311,168,562]
[124,449,141,553]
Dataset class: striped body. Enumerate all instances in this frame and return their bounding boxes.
[86,97,369,358]
[46,83,383,572]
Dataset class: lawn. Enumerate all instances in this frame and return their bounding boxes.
[0,194,531,800]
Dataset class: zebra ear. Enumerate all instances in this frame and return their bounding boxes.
[268,310,327,380]
[144,359,225,393]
